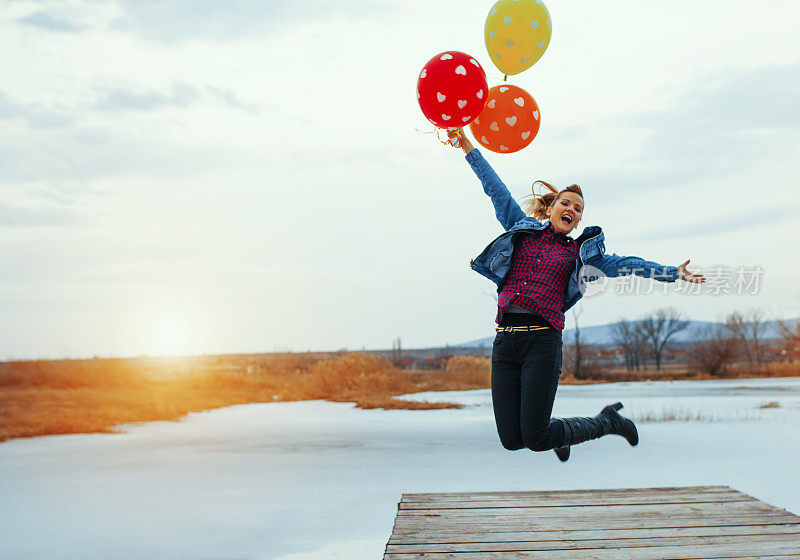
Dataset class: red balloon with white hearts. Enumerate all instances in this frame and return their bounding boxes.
[417,51,488,129]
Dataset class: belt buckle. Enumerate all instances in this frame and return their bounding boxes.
[504,326,514,332]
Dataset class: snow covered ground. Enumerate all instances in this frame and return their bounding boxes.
[1,377,799,560]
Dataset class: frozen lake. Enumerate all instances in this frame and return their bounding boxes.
[1,377,799,560]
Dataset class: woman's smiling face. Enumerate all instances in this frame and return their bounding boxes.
[547,191,583,235]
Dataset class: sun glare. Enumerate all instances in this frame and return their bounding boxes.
[150,315,192,357]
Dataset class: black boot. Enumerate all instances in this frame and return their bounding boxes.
[595,402,639,446]
[552,418,576,462]
[555,402,638,460]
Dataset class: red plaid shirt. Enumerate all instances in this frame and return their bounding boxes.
[496,223,579,331]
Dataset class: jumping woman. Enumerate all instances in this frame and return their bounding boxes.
[447,127,705,462]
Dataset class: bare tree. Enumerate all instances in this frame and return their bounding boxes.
[568,307,586,379]
[391,337,402,365]
[611,320,632,371]
[776,318,800,362]
[692,325,739,376]
[641,308,690,370]
[562,343,602,380]
[611,319,648,372]
[563,307,603,379]
[725,309,767,369]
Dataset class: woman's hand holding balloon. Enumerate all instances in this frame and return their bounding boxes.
[447,128,475,154]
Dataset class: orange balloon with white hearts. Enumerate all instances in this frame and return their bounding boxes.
[469,84,540,154]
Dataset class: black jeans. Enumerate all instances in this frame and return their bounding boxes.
[491,326,566,452]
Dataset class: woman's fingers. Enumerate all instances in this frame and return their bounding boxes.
[677,258,705,283]
[684,270,706,283]
[446,128,465,148]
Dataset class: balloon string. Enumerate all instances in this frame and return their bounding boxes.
[438,127,463,148]
[504,74,508,82]
[415,127,463,148]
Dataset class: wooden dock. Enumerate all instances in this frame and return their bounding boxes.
[384,485,800,559]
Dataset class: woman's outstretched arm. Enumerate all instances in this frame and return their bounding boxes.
[598,254,705,284]
[448,128,527,231]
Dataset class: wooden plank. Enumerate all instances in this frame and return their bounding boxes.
[388,523,800,544]
[386,532,800,553]
[400,490,748,502]
[395,501,784,519]
[401,486,734,501]
[384,550,800,560]
[399,489,747,503]
[398,495,753,509]
[383,538,800,559]
[391,514,799,532]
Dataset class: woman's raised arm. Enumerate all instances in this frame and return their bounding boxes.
[448,128,528,231]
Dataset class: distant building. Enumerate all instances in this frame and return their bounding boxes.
[597,347,625,366]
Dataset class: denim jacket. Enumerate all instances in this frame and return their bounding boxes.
[466,149,678,313]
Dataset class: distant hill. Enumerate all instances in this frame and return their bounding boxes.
[457,318,798,349]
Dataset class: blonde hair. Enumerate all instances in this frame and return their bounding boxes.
[523,180,585,221]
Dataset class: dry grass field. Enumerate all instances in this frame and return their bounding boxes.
[0,353,489,441]
[1,353,797,442]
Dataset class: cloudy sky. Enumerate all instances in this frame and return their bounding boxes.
[1,0,799,359]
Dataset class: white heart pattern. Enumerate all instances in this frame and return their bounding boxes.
[442,114,451,121]
[488,30,495,39]
[504,16,513,25]
[500,145,508,151]
[455,65,467,75]
[476,90,484,99]
[481,136,489,144]
[487,100,496,108]
[520,57,530,64]
[499,86,508,92]
[505,38,514,47]
[538,40,545,49]
[490,121,500,131]
[490,7,497,15]
[437,92,446,102]
[462,116,471,122]
[475,118,480,124]
[521,131,530,140]
[440,54,453,60]
[535,0,543,4]
[494,52,502,60]
[514,97,524,107]
[505,116,517,126]
[530,20,538,30]
[547,19,551,29]
[420,69,427,79]
[470,58,480,68]
[458,100,467,109]
[532,110,539,119]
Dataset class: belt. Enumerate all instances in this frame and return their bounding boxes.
[495,325,552,332]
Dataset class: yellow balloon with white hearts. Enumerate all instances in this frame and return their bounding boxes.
[485,0,552,76]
